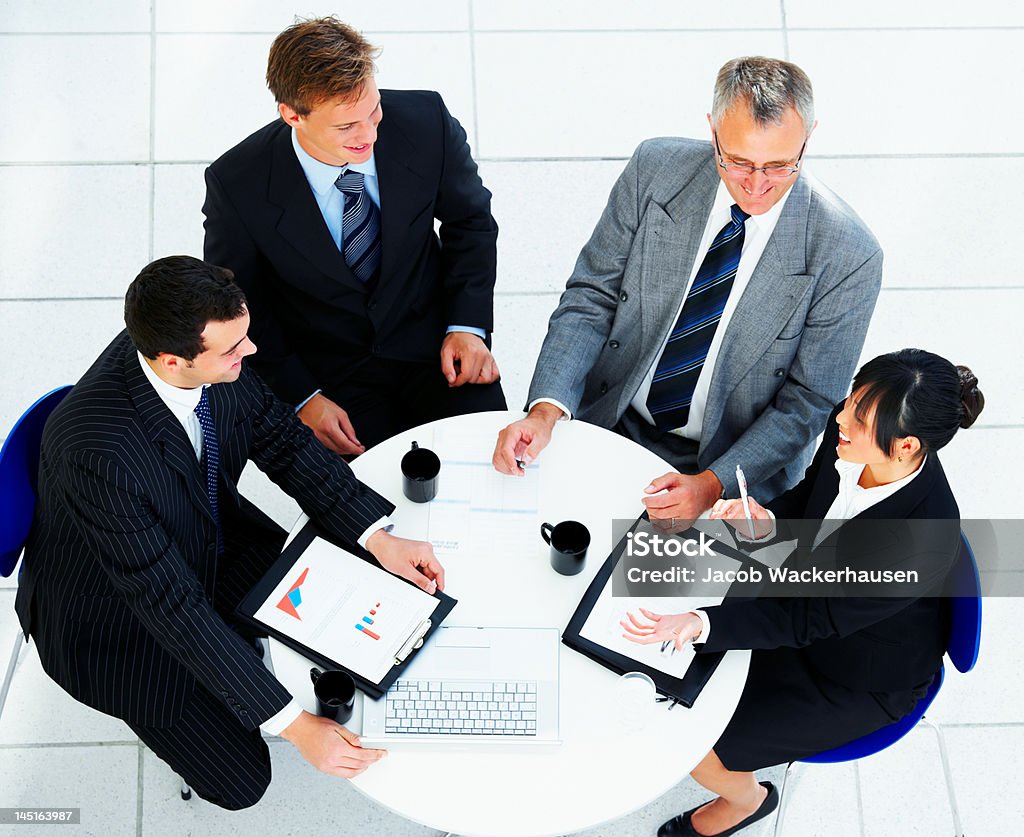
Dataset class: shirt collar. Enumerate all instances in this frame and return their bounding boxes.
[833,454,927,499]
[137,351,205,422]
[290,128,378,197]
[710,178,793,231]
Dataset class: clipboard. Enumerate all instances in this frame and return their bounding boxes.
[562,513,754,708]
[237,520,457,700]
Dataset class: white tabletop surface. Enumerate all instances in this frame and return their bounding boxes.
[270,410,750,837]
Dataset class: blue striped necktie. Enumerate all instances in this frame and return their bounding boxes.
[646,204,750,430]
[194,388,222,552]
[334,169,382,283]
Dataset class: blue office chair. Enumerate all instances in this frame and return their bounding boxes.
[0,385,73,720]
[773,533,981,837]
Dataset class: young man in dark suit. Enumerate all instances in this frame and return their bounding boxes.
[203,16,505,456]
[15,256,445,809]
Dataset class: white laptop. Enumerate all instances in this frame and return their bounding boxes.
[361,626,560,746]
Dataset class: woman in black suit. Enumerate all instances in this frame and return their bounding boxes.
[623,349,985,837]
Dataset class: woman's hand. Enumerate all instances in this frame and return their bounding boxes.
[708,497,774,541]
[620,607,703,652]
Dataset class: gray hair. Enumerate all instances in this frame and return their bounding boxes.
[711,57,815,135]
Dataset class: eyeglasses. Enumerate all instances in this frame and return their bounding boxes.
[713,132,807,181]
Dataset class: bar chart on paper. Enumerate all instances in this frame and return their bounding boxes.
[254,539,438,682]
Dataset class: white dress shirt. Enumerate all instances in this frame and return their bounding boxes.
[693,454,926,644]
[138,353,394,735]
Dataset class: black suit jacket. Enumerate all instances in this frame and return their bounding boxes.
[202,89,498,405]
[697,403,960,693]
[15,332,394,729]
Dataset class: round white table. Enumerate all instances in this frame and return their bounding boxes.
[270,411,750,837]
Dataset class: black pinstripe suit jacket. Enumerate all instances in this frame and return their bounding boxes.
[15,331,394,730]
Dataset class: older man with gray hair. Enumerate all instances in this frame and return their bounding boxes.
[494,56,882,527]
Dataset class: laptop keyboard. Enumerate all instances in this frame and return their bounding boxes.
[385,679,538,736]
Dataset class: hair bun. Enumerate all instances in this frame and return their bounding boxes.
[956,365,985,429]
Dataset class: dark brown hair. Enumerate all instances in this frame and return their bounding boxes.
[266,16,380,115]
[851,349,985,459]
[125,256,245,360]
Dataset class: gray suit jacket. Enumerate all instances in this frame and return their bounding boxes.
[528,138,882,499]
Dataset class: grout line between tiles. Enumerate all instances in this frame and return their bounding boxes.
[0,740,140,750]
[136,740,145,837]
[147,0,157,264]
[6,152,1024,167]
[468,0,481,156]
[7,26,1024,36]
[780,0,790,59]
[854,761,866,837]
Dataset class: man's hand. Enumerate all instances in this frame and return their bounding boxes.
[365,530,445,594]
[642,471,723,527]
[440,332,500,387]
[492,403,563,475]
[297,393,365,457]
[280,711,386,778]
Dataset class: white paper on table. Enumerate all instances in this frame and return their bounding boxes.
[580,587,702,678]
[424,458,540,559]
[253,537,439,684]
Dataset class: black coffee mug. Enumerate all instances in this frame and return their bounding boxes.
[310,667,355,724]
[401,441,441,503]
[540,520,590,575]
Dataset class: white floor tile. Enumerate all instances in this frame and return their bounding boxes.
[0,35,150,163]
[0,592,138,745]
[772,762,860,837]
[859,288,1024,427]
[856,729,960,836]
[0,0,149,32]
[789,30,1024,155]
[938,429,1024,519]
[236,465,302,534]
[807,157,1024,288]
[140,740,441,836]
[156,1,469,33]
[484,159,627,295]
[153,164,207,260]
[0,300,125,437]
[473,1,781,30]
[154,33,279,162]
[0,743,139,835]
[786,0,1024,28]
[943,725,1024,835]
[474,31,784,158]
[154,32,476,162]
[0,165,150,299]
[492,293,562,411]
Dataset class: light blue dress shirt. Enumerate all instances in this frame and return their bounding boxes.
[289,129,485,341]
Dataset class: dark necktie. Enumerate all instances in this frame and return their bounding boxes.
[194,388,222,551]
[334,169,382,283]
[646,204,750,430]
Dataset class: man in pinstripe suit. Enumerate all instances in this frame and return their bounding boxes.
[15,256,444,809]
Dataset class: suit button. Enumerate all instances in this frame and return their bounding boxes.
[368,300,377,311]
[774,368,785,377]
[599,382,609,394]
[619,292,628,302]
[608,340,620,349]
[239,709,249,717]
[373,344,382,353]
[221,690,229,698]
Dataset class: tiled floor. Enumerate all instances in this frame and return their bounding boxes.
[1,2,1021,835]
